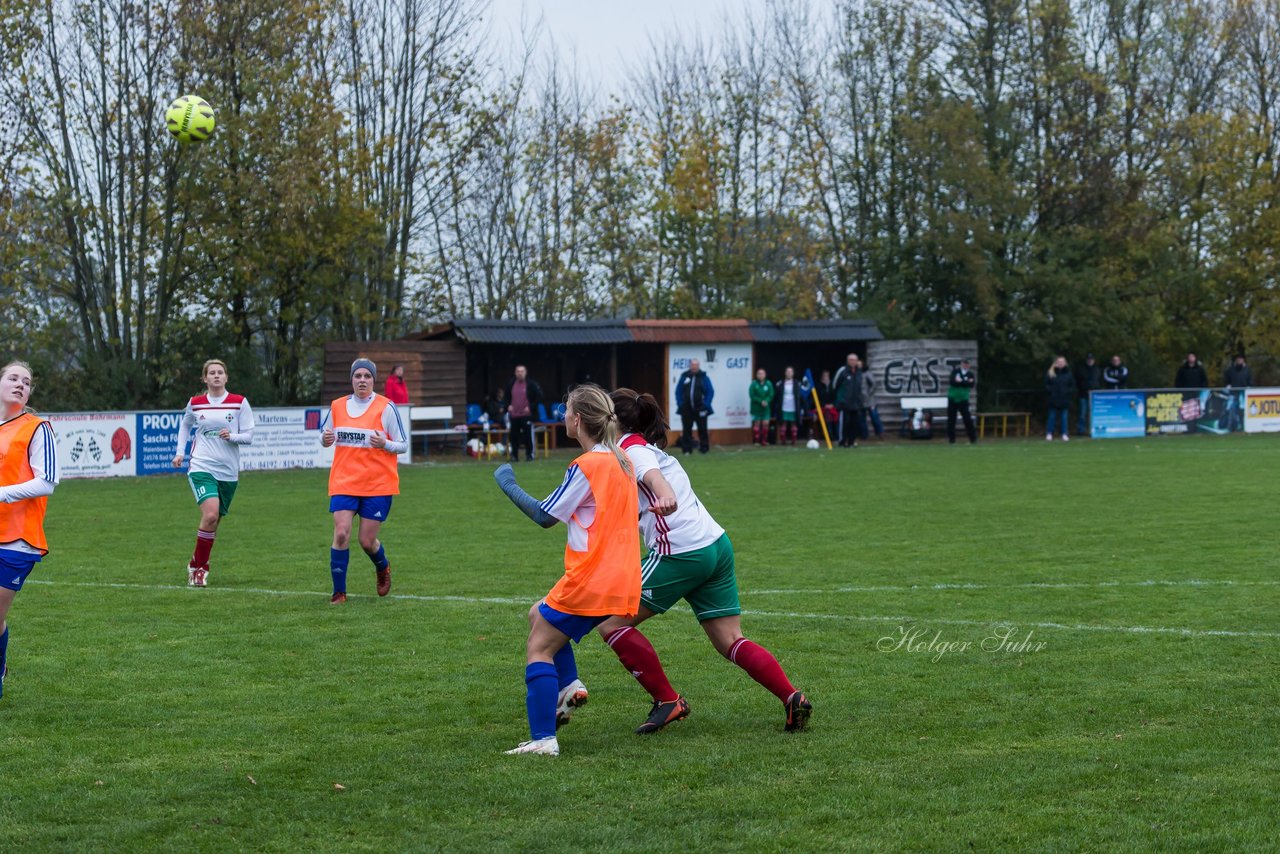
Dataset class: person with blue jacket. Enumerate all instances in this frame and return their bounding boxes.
[675,359,715,454]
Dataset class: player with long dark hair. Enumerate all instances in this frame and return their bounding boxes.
[492,383,644,756]
[582,388,812,733]
[0,361,59,701]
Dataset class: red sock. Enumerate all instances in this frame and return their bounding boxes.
[604,626,678,703]
[728,638,795,702]
[191,530,215,568]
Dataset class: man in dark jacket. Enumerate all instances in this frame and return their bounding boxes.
[674,358,715,454]
[947,358,977,444]
[1102,356,1129,390]
[1174,353,1208,389]
[1076,353,1102,435]
[1045,356,1075,441]
[1224,354,1253,388]
[505,365,544,462]
[832,354,861,447]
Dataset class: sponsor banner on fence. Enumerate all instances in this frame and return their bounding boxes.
[669,343,753,430]
[1244,388,1280,433]
[1091,389,1246,438]
[47,413,137,478]
[49,407,337,479]
[1143,389,1243,435]
[1090,392,1146,438]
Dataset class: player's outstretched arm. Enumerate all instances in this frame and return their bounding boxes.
[494,464,557,528]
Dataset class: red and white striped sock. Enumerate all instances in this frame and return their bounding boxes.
[728,638,795,702]
[191,530,216,568]
[604,626,678,703]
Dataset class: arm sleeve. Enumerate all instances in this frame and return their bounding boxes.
[381,402,408,454]
[703,376,714,407]
[494,464,557,528]
[174,402,196,456]
[0,422,59,502]
[228,400,255,445]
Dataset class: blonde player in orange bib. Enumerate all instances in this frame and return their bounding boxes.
[0,361,60,701]
[493,383,650,756]
[320,359,407,604]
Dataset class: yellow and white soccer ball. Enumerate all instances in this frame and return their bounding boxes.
[165,95,216,143]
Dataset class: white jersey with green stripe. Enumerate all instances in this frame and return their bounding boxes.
[177,392,254,481]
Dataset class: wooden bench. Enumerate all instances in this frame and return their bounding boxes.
[408,406,466,459]
[899,395,948,413]
[466,423,552,460]
[977,411,1032,438]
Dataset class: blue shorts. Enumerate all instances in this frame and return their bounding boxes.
[538,601,607,643]
[329,495,393,521]
[0,551,41,592]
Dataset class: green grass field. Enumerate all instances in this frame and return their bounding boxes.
[4,435,1279,851]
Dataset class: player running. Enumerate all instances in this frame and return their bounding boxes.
[320,358,406,604]
[0,361,60,701]
[575,388,812,733]
[172,359,254,587]
[492,383,649,756]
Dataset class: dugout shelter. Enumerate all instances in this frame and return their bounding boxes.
[322,318,884,447]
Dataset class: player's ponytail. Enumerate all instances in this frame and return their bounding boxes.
[610,388,669,449]
[567,383,633,478]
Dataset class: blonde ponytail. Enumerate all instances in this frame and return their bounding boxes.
[566,384,634,479]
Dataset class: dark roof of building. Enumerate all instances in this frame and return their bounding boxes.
[413,317,882,345]
[748,320,883,343]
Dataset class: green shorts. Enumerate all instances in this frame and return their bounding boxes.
[188,472,238,516]
[640,532,740,621]
[781,411,798,423]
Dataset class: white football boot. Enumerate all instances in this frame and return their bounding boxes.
[504,736,560,756]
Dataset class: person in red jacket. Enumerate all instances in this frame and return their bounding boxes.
[383,364,410,405]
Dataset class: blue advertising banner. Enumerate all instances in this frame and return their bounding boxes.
[136,411,184,476]
[1090,392,1146,438]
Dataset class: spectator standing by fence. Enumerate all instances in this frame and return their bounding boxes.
[506,365,544,462]
[384,364,410,405]
[832,355,860,448]
[749,369,774,446]
[1103,355,1129,390]
[1076,353,1101,435]
[1175,354,1208,389]
[1224,354,1253,388]
[1045,356,1074,441]
[774,367,801,445]
[946,358,977,444]
[675,359,714,454]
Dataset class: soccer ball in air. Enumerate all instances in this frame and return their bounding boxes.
[165,95,216,143]
[806,439,820,450]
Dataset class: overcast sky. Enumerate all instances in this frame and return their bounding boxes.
[485,0,773,92]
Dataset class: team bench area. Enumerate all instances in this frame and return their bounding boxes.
[407,406,467,459]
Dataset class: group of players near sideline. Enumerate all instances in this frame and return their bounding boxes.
[1,357,811,756]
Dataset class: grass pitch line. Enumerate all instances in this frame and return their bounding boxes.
[28,579,1280,639]
[748,578,1280,595]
